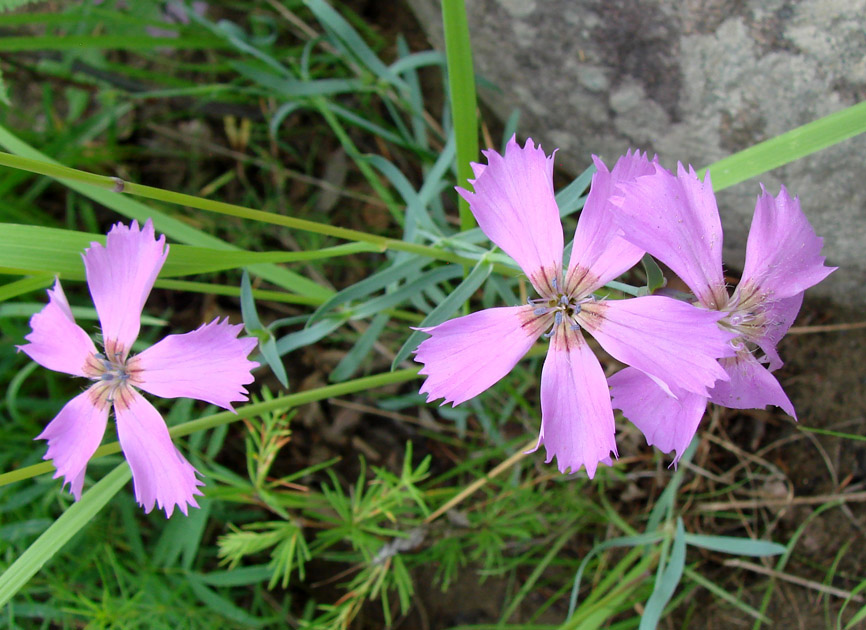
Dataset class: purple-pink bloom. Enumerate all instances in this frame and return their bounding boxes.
[609,164,835,461]
[413,137,736,477]
[18,219,259,516]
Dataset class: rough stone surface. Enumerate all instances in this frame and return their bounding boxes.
[408,0,866,306]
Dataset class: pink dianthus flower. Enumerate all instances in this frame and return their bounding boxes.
[18,219,259,516]
[608,164,835,462]
[413,137,736,477]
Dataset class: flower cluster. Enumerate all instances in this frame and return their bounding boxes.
[19,219,259,517]
[414,137,833,476]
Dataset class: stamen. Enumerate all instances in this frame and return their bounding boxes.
[534,307,549,316]
[551,276,559,291]
[554,311,563,327]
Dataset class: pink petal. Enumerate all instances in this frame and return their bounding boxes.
[738,186,836,302]
[708,355,796,418]
[753,292,804,371]
[114,388,204,517]
[566,151,655,293]
[414,306,548,407]
[37,388,109,500]
[457,136,564,294]
[578,296,734,398]
[83,219,168,361]
[610,367,707,463]
[17,279,99,378]
[610,164,729,309]
[535,327,617,478]
[130,318,258,411]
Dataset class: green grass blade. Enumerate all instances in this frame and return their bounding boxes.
[0,463,131,608]
[0,125,330,298]
[703,101,866,191]
[684,534,785,557]
[640,518,686,630]
[0,223,377,280]
[0,274,53,302]
[0,35,228,52]
[303,0,402,87]
[329,312,390,383]
[441,0,478,232]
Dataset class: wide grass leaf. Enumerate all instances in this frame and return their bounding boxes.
[0,463,131,608]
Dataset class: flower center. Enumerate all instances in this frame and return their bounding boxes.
[87,351,133,405]
[528,276,591,338]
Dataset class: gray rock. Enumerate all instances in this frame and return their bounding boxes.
[408,0,866,306]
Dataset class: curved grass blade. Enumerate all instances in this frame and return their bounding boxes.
[640,517,686,630]
[330,312,390,383]
[703,100,866,191]
[0,463,131,608]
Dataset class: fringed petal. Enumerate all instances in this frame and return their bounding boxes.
[610,164,728,309]
[131,318,258,411]
[610,367,707,463]
[579,296,734,398]
[37,388,109,500]
[18,279,98,378]
[738,186,835,303]
[535,327,617,478]
[114,388,204,517]
[414,306,547,407]
[457,136,564,294]
[82,219,168,361]
[708,354,796,418]
[566,151,655,293]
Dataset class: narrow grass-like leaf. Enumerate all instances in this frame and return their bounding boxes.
[303,0,403,88]
[683,567,771,624]
[567,532,665,619]
[310,256,429,324]
[555,163,594,218]
[351,265,463,320]
[396,36,428,149]
[703,100,866,191]
[0,125,329,298]
[258,337,289,389]
[194,566,273,587]
[640,518,686,630]
[0,275,53,302]
[500,526,578,623]
[276,317,343,356]
[641,254,666,294]
[0,65,9,106]
[365,154,439,237]
[185,573,272,627]
[388,50,445,76]
[684,534,785,557]
[0,463,131,608]
[330,313,390,383]
[0,223,376,280]
[441,0,478,231]
[232,61,367,97]
[241,270,288,388]
[391,259,492,369]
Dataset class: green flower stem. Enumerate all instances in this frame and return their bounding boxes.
[0,367,421,488]
[0,151,516,275]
